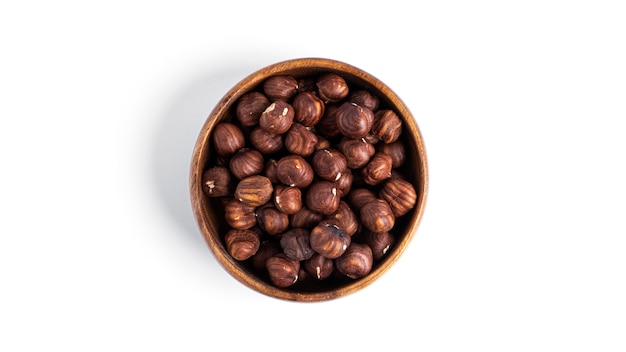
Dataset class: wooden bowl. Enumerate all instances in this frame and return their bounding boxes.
[190,58,428,302]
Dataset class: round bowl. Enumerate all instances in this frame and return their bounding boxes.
[190,57,428,302]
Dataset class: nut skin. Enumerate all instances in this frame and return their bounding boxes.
[315,103,342,138]
[309,218,351,259]
[276,154,314,188]
[292,91,325,127]
[264,159,279,184]
[335,242,373,279]
[335,102,375,139]
[297,77,317,93]
[236,91,271,127]
[360,198,395,233]
[361,152,393,185]
[266,253,301,288]
[284,123,318,157]
[229,148,264,180]
[305,181,341,215]
[259,100,295,135]
[273,184,302,215]
[379,178,417,217]
[250,127,284,155]
[338,137,376,169]
[234,175,274,207]
[316,73,349,103]
[372,110,403,144]
[347,188,377,212]
[327,201,359,236]
[224,199,257,230]
[361,230,395,261]
[334,168,353,198]
[224,229,261,261]
[280,228,315,261]
[348,89,380,111]
[202,166,233,197]
[251,240,282,272]
[304,253,334,280]
[263,75,299,101]
[212,122,245,156]
[256,204,289,236]
[375,140,406,168]
[311,148,348,182]
[289,207,324,230]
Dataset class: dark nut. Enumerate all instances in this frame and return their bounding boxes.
[280,228,315,261]
[224,199,257,230]
[235,175,274,207]
[266,253,300,288]
[335,102,375,139]
[360,198,395,233]
[263,75,298,101]
[236,91,270,127]
[273,184,302,215]
[297,77,317,93]
[371,110,403,144]
[315,103,341,138]
[256,204,289,236]
[250,127,284,155]
[284,123,318,157]
[305,181,341,215]
[224,229,260,261]
[379,178,417,217]
[292,91,325,127]
[251,240,282,272]
[361,230,395,261]
[347,188,377,211]
[334,168,353,198]
[304,253,334,280]
[338,137,375,169]
[264,159,279,184]
[316,73,349,103]
[314,137,332,151]
[309,219,351,259]
[276,155,314,188]
[327,201,359,236]
[311,148,348,182]
[361,152,393,185]
[259,100,294,135]
[376,140,406,168]
[335,242,373,279]
[212,122,245,156]
[348,89,379,111]
[229,148,264,180]
[201,166,233,197]
[289,206,324,229]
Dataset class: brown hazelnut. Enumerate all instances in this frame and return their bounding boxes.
[273,184,302,215]
[348,89,380,111]
[376,140,406,168]
[297,77,317,93]
[327,201,359,236]
[347,188,377,211]
[224,229,260,261]
[249,127,284,155]
[234,175,274,207]
[289,206,324,229]
[264,159,279,184]
[224,199,257,230]
[201,166,233,197]
[276,155,314,188]
[292,91,325,127]
[338,137,375,169]
[316,73,349,103]
[361,230,395,261]
[335,242,373,279]
[314,137,332,151]
[284,123,318,157]
[251,240,282,272]
[229,148,264,180]
[305,181,341,215]
[235,91,270,127]
[304,253,334,280]
[315,103,341,138]
[266,253,300,288]
[263,75,298,101]
[360,198,395,233]
[259,100,294,135]
[371,110,403,144]
[379,178,417,217]
[280,228,315,261]
[361,152,393,185]
[335,102,375,139]
[256,204,289,236]
[212,122,245,156]
[334,168,353,197]
[311,148,348,182]
[309,219,351,259]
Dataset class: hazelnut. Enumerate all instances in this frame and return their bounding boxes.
[250,127,284,155]
[212,122,245,156]
[361,152,393,185]
[264,159,279,184]
[284,123,318,157]
[236,91,270,127]
[316,73,349,103]
[201,166,233,197]
[292,91,325,127]
[297,77,317,93]
[259,100,294,135]
[224,199,257,230]
[327,201,359,236]
[315,103,341,138]
[334,168,353,198]
[251,240,282,272]
[304,253,334,280]
[379,178,417,217]
[273,184,302,215]
[224,229,260,261]
[234,175,274,207]
[276,155,314,188]
[309,219,351,259]
[305,181,341,215]
[289,206,324,229]
[266,253,300,288]
[371,110,403,144]
[348,89,379,111]
[361,230,395,261]
[314,137,332,151]
[263,75,298,101]
[376,140,406,168]
[256,204,289,236]
[338,137,375,169]
[280,228,315,261]
[335,242,373,279]
[229,148,264,180]
[335,102,375,139]
[360,198,395,233]
[311,148,348,182]
[347,188,377,211]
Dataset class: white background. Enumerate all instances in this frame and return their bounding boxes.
[1,1,625,351]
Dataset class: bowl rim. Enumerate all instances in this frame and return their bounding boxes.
[190,57,429,302]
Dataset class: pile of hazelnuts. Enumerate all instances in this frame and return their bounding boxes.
[202,72,417,289]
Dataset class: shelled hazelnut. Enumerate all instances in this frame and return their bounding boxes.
[201,166,233,197]
[212,122,245,156]
[224,229,260,261]
[236,91,271,127]
[229,148,264,180]
[335,242,373,279]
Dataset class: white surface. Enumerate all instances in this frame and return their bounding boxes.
[1,1,625,351]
